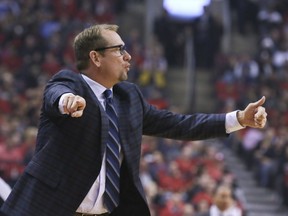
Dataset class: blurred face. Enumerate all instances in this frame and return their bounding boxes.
[96,29,131,87]
[214,187,233,211]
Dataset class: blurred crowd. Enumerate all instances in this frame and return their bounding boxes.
[1,0,288,215]
[140,137,243,216]
[213,0,288,207]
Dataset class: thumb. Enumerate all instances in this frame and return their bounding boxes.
[251,96,266,108]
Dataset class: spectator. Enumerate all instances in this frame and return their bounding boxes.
[192,5,223,69]
[159,192,186,216]
[138,41,168,93]
[203,185,242,216]
[241,128,264,170]
[153,8,185,66]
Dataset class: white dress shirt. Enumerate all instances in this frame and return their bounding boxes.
[0,177,11,202]
[58,74,245,214]
[210,204,242,216]
[225,111,245,133]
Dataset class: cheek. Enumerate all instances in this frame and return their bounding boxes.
[105,62,117,72]
[103,58,124,78]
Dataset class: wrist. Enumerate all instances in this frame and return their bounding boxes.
[237,110,245,127]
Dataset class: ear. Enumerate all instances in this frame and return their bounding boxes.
[89,51,101,67]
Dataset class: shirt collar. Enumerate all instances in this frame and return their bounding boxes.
[81,74,113,99]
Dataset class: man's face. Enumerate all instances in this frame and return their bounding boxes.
[214,188,233,211]
[97,29,131,87]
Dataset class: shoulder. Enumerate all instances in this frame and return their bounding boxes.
[114,82,146,105]
[45,69,82,84]
[46,69,83,88]
[114,81,142,96]
[52,69,81,79]
[45,69,85,95]
[116,81,138,90]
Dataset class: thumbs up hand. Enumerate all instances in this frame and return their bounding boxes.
[237,96,267,128]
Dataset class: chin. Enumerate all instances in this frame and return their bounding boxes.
[120,74,128,81]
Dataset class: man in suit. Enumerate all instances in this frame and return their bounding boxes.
[0,24,267,216]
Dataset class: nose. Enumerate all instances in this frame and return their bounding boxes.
[123,50,131,61]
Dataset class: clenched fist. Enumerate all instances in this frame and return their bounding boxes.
[60,93,86,117]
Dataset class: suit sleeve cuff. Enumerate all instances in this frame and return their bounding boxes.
[225,110,246,133]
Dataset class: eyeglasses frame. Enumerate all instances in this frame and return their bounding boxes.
[94,44,126,56]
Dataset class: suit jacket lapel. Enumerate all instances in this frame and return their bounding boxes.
[80,75,109,159]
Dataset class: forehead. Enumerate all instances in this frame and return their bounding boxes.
[102,29,124,45]
[216,190,231,197]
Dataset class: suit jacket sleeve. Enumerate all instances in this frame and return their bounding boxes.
[42,70,79,117]
[139,88,227,140]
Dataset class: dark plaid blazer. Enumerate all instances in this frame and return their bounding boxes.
[0,198,3,209]
[0,70,227,216]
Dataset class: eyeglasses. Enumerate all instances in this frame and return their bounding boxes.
[94,44,127,56]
